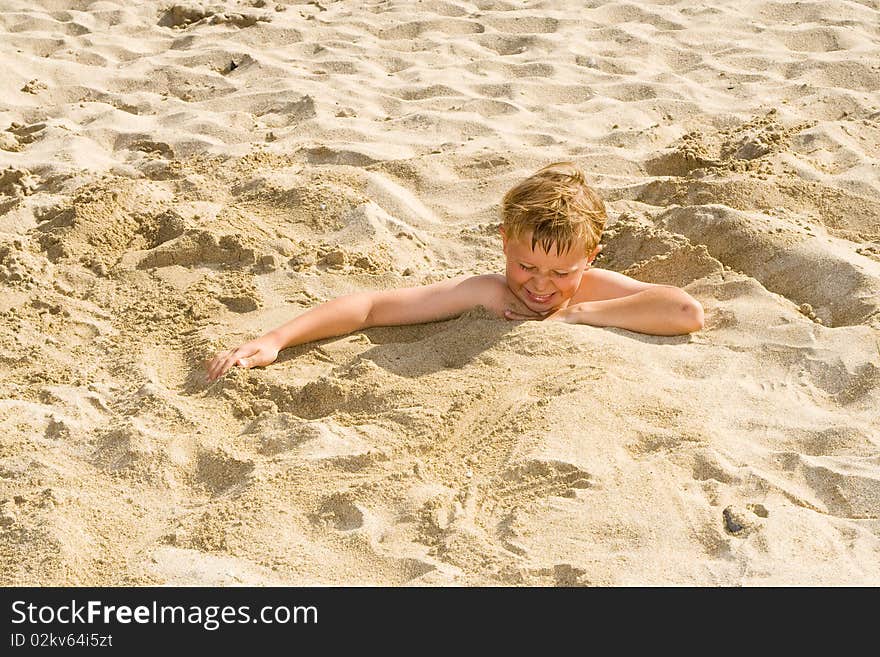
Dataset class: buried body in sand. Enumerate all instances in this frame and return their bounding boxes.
[4,0,880,588]
[207,161,704,382]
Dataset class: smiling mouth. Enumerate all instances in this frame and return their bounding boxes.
[526,290,554,303]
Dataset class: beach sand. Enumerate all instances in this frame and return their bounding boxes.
[1,0,879,585]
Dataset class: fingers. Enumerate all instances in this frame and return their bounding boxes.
[504,309,534,321]
[505,305,553,321]
[207,349,240,382]
[206,350,230,382]
[206,345,265,382]
[235,346,261,369]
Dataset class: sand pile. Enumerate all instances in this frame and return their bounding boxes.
[1,0,878,585]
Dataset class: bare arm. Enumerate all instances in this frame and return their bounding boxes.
[206,274,494,381]
[262,273,490,349]
[265,292,374,352]
[566,286,704,336]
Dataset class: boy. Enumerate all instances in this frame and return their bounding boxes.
[206,161,704,382]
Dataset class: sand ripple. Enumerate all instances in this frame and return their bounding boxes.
[1,0,878,585]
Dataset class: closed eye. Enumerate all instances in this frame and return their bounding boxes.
[519,264,571,276]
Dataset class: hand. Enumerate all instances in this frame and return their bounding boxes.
[504,306,571,322]
[205,336,280,382]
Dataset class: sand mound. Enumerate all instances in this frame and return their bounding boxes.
[1,0,878,586]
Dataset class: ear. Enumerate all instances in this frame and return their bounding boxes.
[499,225,507,251]
[587,244,603,265]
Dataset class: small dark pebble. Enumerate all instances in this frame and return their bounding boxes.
[723,507,743,534]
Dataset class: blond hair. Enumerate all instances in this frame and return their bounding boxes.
[501,161,606,256]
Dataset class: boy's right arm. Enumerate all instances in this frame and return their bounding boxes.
[205,274,496,382]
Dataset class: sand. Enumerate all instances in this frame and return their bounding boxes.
[1,0,879,586]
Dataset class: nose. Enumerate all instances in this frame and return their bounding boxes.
[530,273,552,293]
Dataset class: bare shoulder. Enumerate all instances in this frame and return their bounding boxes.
[572,268,670,304]
[458,273,511,318]
[366,273,504,327]
[420,272,511,319]
[474,273,549,319]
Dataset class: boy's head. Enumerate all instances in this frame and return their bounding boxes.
[499,161,607,313]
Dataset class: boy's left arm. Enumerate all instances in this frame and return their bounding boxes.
[561,286,704,336]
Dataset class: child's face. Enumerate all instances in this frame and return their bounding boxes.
[501,227,599,313]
